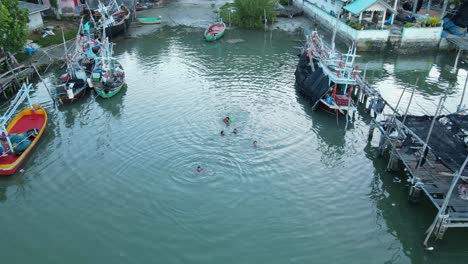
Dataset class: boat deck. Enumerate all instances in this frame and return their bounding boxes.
[0,113,46,165]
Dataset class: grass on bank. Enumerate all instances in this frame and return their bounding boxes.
[29,27,76,48]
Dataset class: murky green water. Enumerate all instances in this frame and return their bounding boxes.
[0,26,467,263]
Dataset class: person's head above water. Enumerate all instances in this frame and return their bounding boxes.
[197,166,203,172]
[253,140,258,146]
[220,130,225,136]
[233,128,238,134]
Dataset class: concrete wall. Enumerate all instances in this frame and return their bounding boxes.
[305,0,344,15]
[28,13,44,31]
[401,27,443,48]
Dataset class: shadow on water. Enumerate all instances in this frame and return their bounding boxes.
[294,87,348,167]
[0,176,30,204]
[95,86,127,118]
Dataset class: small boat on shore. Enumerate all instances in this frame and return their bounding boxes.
[138,17,161,24]
[204,19,226,42]
[0,84,47,176]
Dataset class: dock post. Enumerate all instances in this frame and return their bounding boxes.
[378,130,388,156]
[453,48,462,71]
[387,149,400,171]
[457,72,467,112]
[434,215,449,240]
[423,156,468,246]
[368,122,375,141]
[408,181,423,203]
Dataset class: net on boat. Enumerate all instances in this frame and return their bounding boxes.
[295,52,330,104]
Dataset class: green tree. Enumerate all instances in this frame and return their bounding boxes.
[0,0,29,53]
[220,0,277,29]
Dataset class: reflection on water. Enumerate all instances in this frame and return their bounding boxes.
[0,26,466,263]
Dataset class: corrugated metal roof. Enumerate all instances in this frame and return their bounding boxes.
[18,1,50,15]
[343,0,394,15]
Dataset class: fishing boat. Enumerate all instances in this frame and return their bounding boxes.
[91,59,125,98]
[295,31,359,116]
[56,21,91,104]
[55,63,88,104]
[204,19,226,42]
[90,34,125,98]
[94,1,131,39]
[137,17,161,24]
[0,84,47,176]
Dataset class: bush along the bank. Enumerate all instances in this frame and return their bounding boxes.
[404,17,441,28]
[346,20,362,30]
[219,0,277,29]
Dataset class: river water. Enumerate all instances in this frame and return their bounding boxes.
[0,26,467,263]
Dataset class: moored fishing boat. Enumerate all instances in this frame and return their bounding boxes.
[55,75,88,104]
[93,0,131,39]
[295,31,359,116]
[137,17,161,24]
[0,84,47,176]
[204,19,226,42]
[90,33,126,98]
[91,59,125,98]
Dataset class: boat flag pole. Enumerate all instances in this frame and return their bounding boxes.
[330,12,340,55]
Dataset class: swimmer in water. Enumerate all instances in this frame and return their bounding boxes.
[197,166,203,172]
[233,128,238,134]
[223,116,231,125]
[253,140,258,147]
[220,130,225,136]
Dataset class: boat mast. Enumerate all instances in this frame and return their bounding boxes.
[330,12,340,55]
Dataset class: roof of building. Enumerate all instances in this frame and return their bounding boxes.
[343,0,395,15]
[18,1,50,15]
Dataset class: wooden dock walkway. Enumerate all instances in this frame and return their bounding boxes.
[0,39,74,100]
[343,54,468,246]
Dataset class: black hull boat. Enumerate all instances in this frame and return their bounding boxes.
[295,52,330,106]
[104,14,131,38]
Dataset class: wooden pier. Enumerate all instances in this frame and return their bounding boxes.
[0,39,74,101]
[343,57,468,246]
[366,99,468,246]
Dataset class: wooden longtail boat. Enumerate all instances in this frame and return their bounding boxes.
[0,84,47,176]
[204,20,226,42]
[137,17,161,24]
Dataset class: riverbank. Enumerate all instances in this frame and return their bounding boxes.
[127,0,311,37]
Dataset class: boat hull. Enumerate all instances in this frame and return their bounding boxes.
[295,53,330,104]
[0,105,47,176]
[105,15,131,38]
[94,83,125,98]
[58,88,87,104]
[204,22,226,41]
